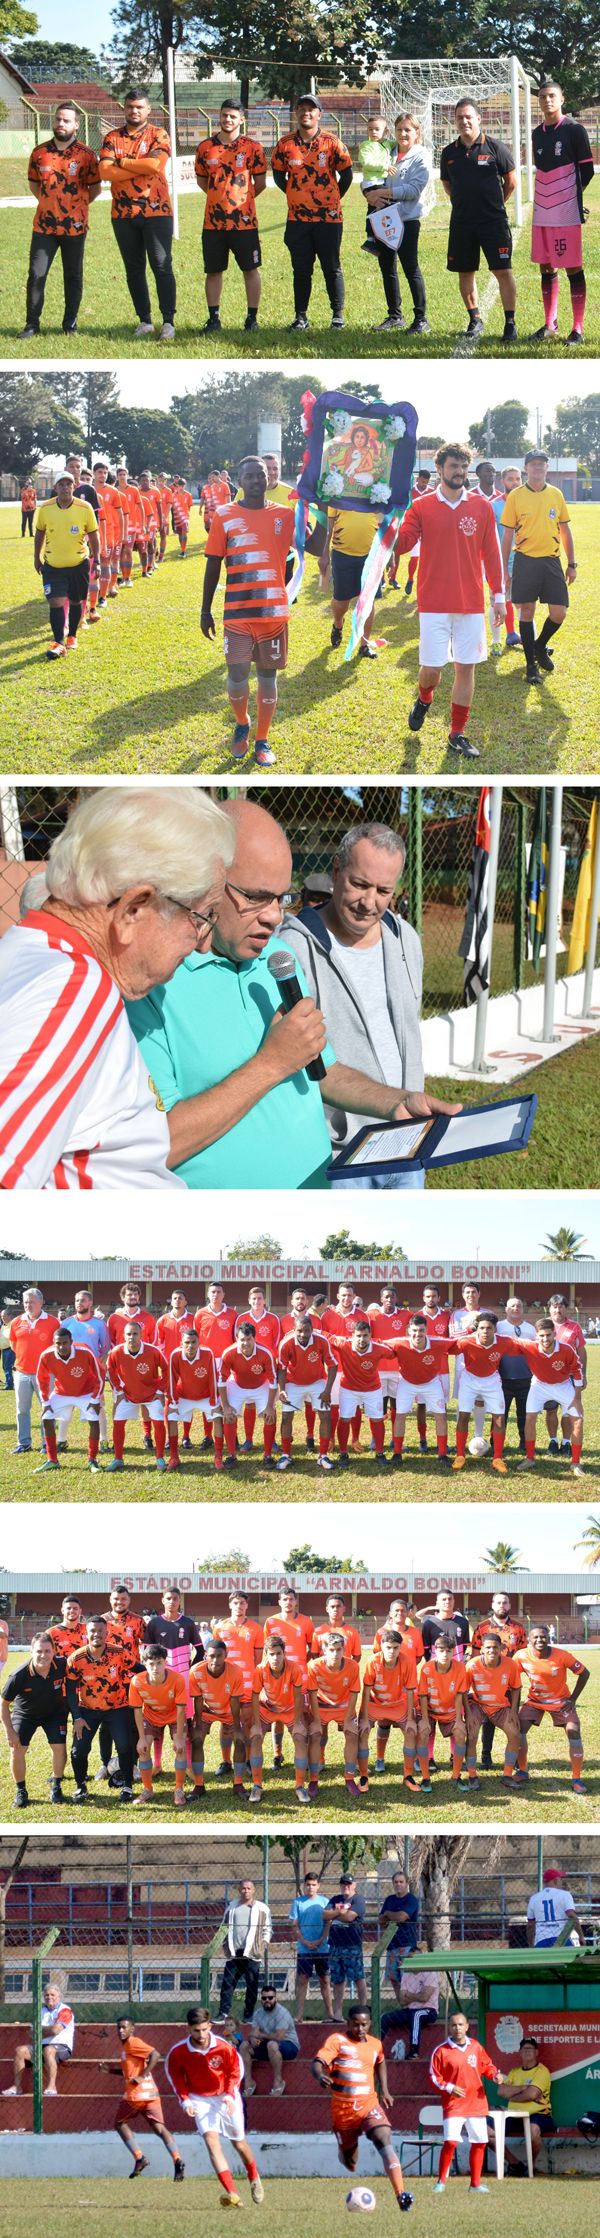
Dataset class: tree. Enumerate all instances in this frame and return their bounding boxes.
[480,1543,525,1571]
[551,396,600,470]
[172,371,324,482]
[194,1547,251,1566]
[7,39,104,77]
[542,1228,588,1259]
[48,371,121,455]
[0,1839,29,2004]
[365,0,600,109]
[575,1516,600,1569]
[0,2,38,42]
[468,401,530,456]
[224,1237,283,1260]
[0,374,85,478]
[101,1,202,104]
[97,404,193,476]
[320,1230,404,1259]
[283,1544,358,1572]
[390,1832,508,1951]
[244,1832,387,1891]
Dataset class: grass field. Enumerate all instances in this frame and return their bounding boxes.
[1,1345,598,1505]
[1,505,598,775]
[0,2178,596,2232]
[2,174,600,358]
[1,1639,599,1825]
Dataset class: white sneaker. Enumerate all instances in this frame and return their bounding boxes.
[43,2086,58,2097]
[1,2086,19,2097]
[159,321,176,341]
[134,321,155,338]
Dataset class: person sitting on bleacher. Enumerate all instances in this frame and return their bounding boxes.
[381,1955,439,2058]
[2,1979,75,2098]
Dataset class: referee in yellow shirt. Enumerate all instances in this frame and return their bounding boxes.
[34,472,100,660]
[321,506,381,659]
[500,449,576,685]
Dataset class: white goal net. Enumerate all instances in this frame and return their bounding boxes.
[378,55,534,224]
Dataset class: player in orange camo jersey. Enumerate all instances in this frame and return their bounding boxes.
[385,1316,452,1468]
[107,1322,168,1473]
[358,1631,418,1794]
[305,1633,361,1797]
[48,1595,87,1659]
[129,1645,188,1806]
[277,1310,336,1472]
[167,1328,224,1471]
[416,1633,470,1794]
[189,1640,246,1802]
[218,1324,278,1469]
[515,1624,589,1797]
[464,1635,522,1788]
[115,464,145,584]
[99,2015,185,2180]
[514,1317,584,1479]
[313,2006,412,2208]
[171,477,193,553]
[212,1592,264,1771]
[36,1326,104,1472]
[248,1638,310,1804]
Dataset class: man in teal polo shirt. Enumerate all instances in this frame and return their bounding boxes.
[127,799,452,1189]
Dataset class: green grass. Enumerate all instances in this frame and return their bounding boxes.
[1,504,598,773]
[1,1346,598,1505]
[427,1036,600,1190]
[0,2178,595,2231]
[2,1634,599,1826]
[2,175,600,356]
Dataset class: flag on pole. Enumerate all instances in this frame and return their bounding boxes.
[568,798,598,973]
[526,789,548,969]
[459,788,491,1005]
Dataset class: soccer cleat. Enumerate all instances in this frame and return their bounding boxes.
[174,1788,186,1808]
[288,316,309,332]
[33,1459,60,1473]
[21,324,40,337]
[107,1456,125,1471]
[525,662,542,684]
[276,1453,292,1469]
[120,1786,133,1802]
[88,609,101,622]
[134,322,155,338]
[337,1450,350,1468]
[452,1454,466,1470]
[174,2159,185,2179]
[547,1436,560,1454]
[465,315,484,340]
[155,1455,167,1472]
[317,1452,335,1469]
[448,731,479,758]
[567,328,583,345]
[72,1785,89,1804]
[182,1436,193,1451]
[244,311,258,331]
[517,1455,536,1470]
[491,1456,507,1474]
[250,2175,265,2203]
[133,1787,155,1804]
[438,1452,452,1468]
[406,317,430,335]
[216,1761,233,1778]
[249,1785,263,1805]
[404,576,414,595]
[240,1438,254,1454]
[404,1774,423,1794]
[15,1784,29,1808]
[47,642,67,659]
[88,1459,102,1473]
[272,1753,284,1770]
[419,1780,433,1796]
[560,1439,572,1457]
[262,1452,276,1469]
[530,323,557,341]
[572,1778,588,1797]
[331,623,343,648]
[231,721,250,760]
[469,2184,489,2194]
[65,636,79,651]
[223,1453,238,1470]
[502,319,517,343]
[166,1457,181,1471]
[204,314,222,334]
[49,1780,63,1804]
[130,2154,150,2177]
[220,2195,242,2208]
[377,315,405,331]
[399,2193,414,2212]
[331,314,345,329]
[408,695,429,732]
[512,1769,529,1785]
[296,1786,312,1806]
[505,631,521,648]
[254,742,276,767]
[535,644,554,672]
[12,1445,31,1454]
[490,642,502,657]
[159,322,176,341]
[372,1759,386,1774]
[359,638,378,659]
[434,2180,447,2192]
[305,1435,315,1452]
[573,1463,585,1479]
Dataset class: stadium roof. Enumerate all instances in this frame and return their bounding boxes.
[403,1945,600,1982]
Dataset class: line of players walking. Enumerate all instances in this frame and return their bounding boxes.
[1,1579,590,1809]
[24,454,216,661]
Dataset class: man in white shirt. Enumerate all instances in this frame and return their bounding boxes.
[2,1981,75,2098]
[527,1866,583,1947]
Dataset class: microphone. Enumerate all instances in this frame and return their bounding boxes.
[267,950,327,1080]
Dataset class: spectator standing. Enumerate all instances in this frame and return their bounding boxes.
[289,1870,335,2019]
[20,481,37,535]
[527,1866,583,1946]
[1,1306,17,1390]
[218,1879,272,2020]
[328,1870,367,2017]
[380,1870,419,1988]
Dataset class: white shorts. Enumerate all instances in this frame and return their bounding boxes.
[338,1384,384,1421]
[283,1379,327,1410]
[169,1396,219,1423]
[527,1375,577,1415]
[379,1370,398,1402]
[458,1369,504,1416]
[443,2115,489,2144]
[112,1394,165,1423]
[419,611,488,669]
[41,1391,100,1423]
[225,1376,271,1417]
[187,2088,245,2140]
[394,1373,447,1415]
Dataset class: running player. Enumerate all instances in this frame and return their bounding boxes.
[515,1624,589,1797]
[100,2016,185,2180]
[36,1326,104,1472]
[430,2011,507,2193]
[171,478,193,554]
[386,1316,452,1468]
[67,1616,136,1801]
[278,1310,336,1471]
[202,453,323,768]
[165,2007,263,2205]
[465,1635,522,1788]
[313,2005,412,2210]
[189,1639,246,1802]
[248,1636,310,1804]
[391,441,505,755]
[34,471,100,658]
[168,1328,223,1470]
[530,80,594,342]
[195,1283,237,1452]
[195,98,267,335]
[130,1643,188,1806]
[359,1630,419,1793]
[451,1312,515,1474]
[218,1323,278,1469]
[416,1633,470,1793]
[107,1322,168,1472]
[514,1318,584,1476]
[212,1591,264,1774]
[333,1321,391,1466]
[306,1632,361,1797]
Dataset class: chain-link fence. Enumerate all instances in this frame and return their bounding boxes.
[4,782,597,1019]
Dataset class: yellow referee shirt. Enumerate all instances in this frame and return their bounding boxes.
[36,498,98,566]
[501,483,569,558]
[506,2060,552,2116]
[328,506,378,557]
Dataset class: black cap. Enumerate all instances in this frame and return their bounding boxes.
[298,94,320,108]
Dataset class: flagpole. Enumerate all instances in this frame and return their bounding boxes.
[472,784,503,1072]
[541,783,563,1043]
[582,797,600,1016]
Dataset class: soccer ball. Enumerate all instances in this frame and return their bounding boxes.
[346,2187,377,2211]
[469,1434,490,1458]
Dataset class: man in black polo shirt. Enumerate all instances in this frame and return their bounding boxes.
[440,96,517,343]
[1,1632,67,1807]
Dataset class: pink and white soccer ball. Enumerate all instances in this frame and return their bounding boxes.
[346,2188,377,2212]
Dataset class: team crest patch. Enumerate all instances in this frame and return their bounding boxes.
[459,515,478,536]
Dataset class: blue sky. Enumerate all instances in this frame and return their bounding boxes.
[32,0,115,45]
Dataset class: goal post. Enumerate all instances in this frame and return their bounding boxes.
[32,1924,61,2134]
[377,54,534,224]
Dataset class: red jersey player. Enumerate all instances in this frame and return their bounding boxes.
[108,1285,157,1455]
[334,1322,391,1465]
[107,1323,168,1472]
[167,1329,223,1471]
[515,1623,589,1797]
[36,1326,104,1473]
[514,1318,584,1479]
[451,1312,521,1475]
[359,1631,418,1792]
[278,1311,336,1472]
[165,2007,264,2205]
[155,1290,195,1359]
[366,1288,410,1418]
[194,1284,236,1453]
[234,1287,280,1451]
[313,2006,412,2209]
[218,1324,277,1468]
[430,2011,508,2192]
[385,1316,452,1468]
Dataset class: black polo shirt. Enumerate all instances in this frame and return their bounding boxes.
[440,133,514,220]
[421,1612,470,1660]
[3,1655,67,1717]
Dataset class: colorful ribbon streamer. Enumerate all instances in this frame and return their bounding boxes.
[344,511,400,660]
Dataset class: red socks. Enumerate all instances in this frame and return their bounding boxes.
[438,2142,455,2185]
[153,1421,166,1460]
[88,1427,99,1461]
[112,1420,126,1460]
[451,700,470,735]
[263,1421,276,1458]
[256,683,277,739]
[44,1424,58,1462]
[492,1429,505,1460]
[470,2144,486,2187]
[455,1427,467,1458]
[224,1419,237,1458]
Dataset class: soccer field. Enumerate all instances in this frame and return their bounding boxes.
[1,1347,598,1506]
[0,2175,595,2232]
[2,175,600,359]
[1,1641,599,1825]
[1,504,598,774]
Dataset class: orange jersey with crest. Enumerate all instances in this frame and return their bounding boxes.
[120,2033,161,2106]
[189,1660,242,1721]
[212,1617,264,1692]
[386,1338,451,1386]
[220,1342,276,1388]
[170,1347,217,1407]
[129,1667,187,1727]
[95,485,126,551]
[195,134,267,228]
[108,1305,155,1345]
[100,124,172,218]
[279,1332,334,1385]
[515,1645,586,1708]
[312,1621,362,1661]
[455,1334,517,1377]
[467,1654,521,1714]
[367,1307,411,1341]
[318,2031,383,2128]
[253,1655,304,1719]
[516,1339,582,1384]
[374,1623,423,1670]
[107,1342,166,1403]
[419,1662,469,1721]
[306,1655,360,1713]
[363,1649,414,1712]
[263,1612,313,1666]
[205,503,294,640]
[271,131,352,222]
[28,137,100,235]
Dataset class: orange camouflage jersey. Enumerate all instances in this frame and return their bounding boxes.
[271,130,352,222]
[194,134,267,229]
[306,1655,360,1715]
[189,1660,242,1723]
[103,1611,146,1676]
[469,1616,528,1658]
[129,1667,187,1729]
[67,1643,131,1710]
[48,1619,87,1658]
[100,124,172,219]
[418,1661,469,1723]
[28,137,100,236]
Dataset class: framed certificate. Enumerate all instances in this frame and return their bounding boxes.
[330,1094,538,1179]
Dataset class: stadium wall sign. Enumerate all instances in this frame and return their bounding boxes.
[111,1571,492,1594]
[486,2009,600,2123]
[126,1261,538,1282]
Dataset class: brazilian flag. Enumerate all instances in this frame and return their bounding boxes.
[526,789,548,970]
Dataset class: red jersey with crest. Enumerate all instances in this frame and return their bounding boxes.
[279,1332,334,1385]
[234,1308,280,1352]
[386,1338,451,1386]
[321,1307,363,1346]
[454,1333,518,1377]
[220,1343,276,1388]
[108,1306,156,1346]
[165,2032,243,2101]
[334,1340,390,1393]
[515,1338,582,1384]
[430,2036,500,2117]
[107,1343,166,1402]
[155,1310,194,1358]
[194,1305,237,1361]
[169,1347,217,1408]
[422,1306,451,1338]
[37,1343,103,1402]
[367,1306,410,1341]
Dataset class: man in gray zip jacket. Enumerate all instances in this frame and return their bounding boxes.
[281,822,434,1188]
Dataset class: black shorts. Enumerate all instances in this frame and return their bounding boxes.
[296,1950,331,1978]
[202,227,261,274]
[504,2112,555,2135]
[42,559,90,602]
[447,214,512,272]
[511,551,569,608]
[331,550,366,603]
[10,1707,67,1747]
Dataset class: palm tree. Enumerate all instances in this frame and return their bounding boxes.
[542,1228,588,1259]
[481,1543,524,1571]
[575,1516,600,1569]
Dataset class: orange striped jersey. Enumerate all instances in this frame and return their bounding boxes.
[156,1310,195,1358]
[467,1654,521,1713]
[129,1667,187,1727]
[318,2031,383,2126]
[253,1655,304,1718]
[100,123,172,218]
[312,1621,362,1661]
[37,1342,103,1402]
[373,1623,423,1669]
[169,1346,217,1407]
[107,1342,167,1402]
[201,476,231,518]
[171,488,193,528]
[140,488,159,532]
[67,1643,131,1709]
[419,1662,469,1719]
[211,1617,264,1691]
[279,1332,335,1385]
[120,2033,161,2105]
[306,1655,360,1712]
[205,501,294,639]
[515,1645,586,1707]
[263,1612,314,1667]
[116,482,145,532]
[362,1648,415,1711]
[189,1660,242,1720]
[220,1343,276,1388]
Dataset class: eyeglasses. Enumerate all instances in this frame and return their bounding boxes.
[163,894,221,932]
[225,880,292,912]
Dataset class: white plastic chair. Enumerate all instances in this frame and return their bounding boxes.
[488,2108,534,2179]
[417,2105,444,2173]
